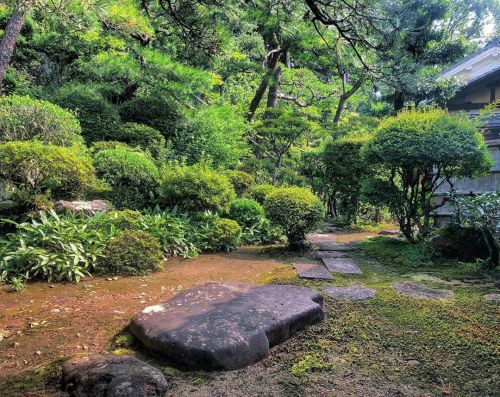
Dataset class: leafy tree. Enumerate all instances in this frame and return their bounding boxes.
[363,108,492,241]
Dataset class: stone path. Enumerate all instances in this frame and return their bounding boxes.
[483,293,500,302]
[322,258,363,274]
[392,281,454,300]
[293,263,333,280]
[130,282,324,370]
[315,242,356,252]
[321,285,376,301]
[311,250,349,259]
[62,354,169,397]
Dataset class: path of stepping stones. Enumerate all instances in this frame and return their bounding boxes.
[392,281,454,300]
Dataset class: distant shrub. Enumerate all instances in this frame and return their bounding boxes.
[0,94,83,147]
[224,170,254,196]
[229,198,264,228]
[0,141,95,205]
[120,96,181,138]
[249,184,276,204]
[433,225,489,262]
[52,85,121,143]
[94,149,159,210]
[90,141,136,154]
[264,187,323,247]
[205,217,241,252]
[158,163,236,213]
[116,123,166,159]
[99,230,163,276]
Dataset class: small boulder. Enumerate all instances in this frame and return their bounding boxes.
[56,200,109,215]
[62,354,169,397]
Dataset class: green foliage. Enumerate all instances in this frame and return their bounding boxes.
[116,123,166,159]
[224,170,254,197]
[99,230,163,276]
[205,217,242,252]
[0,211,117,286]
[249,184,277,204]
[90,140,136,154]
[264,187,323,247]
[363,108,493,241]
[52,85,121,144]
[229,198,264,228]
[120,96,182,139]
[0,141,96,204]
[93,148,159,210]
[158,162,236,213]
[0,95,83,147]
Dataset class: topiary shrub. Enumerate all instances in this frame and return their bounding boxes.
[0,95,83,147]
[0,141,96,204]
[52,85,121,144]
[116,123,166,159]
[249,184,277,204]
[229,198,265,228]
[224,170,254,196]
[90,141,137,155]
[119,96,182,139]
[205,218,241,252]
[94,148,159,210]
[158,163,236,213]
[99,230,163,276]
[264,187,323,247]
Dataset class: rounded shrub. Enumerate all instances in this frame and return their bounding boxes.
[116,122,166,159]
[249,184,277,204]
[94,148,160,210]
[158,163,236,213]
[224,170,254,196]
[264,187,323,247]
[90,141,136,155]
[107,209,143,230]
[120,96,181,138]
[52,85,121,143]
[229,198,265,228]
[0,94,83,147]
[206,218,242,252]
[0,141,96,201]
[99,230,163,276]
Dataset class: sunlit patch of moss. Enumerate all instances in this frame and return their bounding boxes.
[258,264,297,284]
[112,348,133,355]
[114,332,135,347]
[290,354,327,377]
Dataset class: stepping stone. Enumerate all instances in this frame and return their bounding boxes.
[130,282,324,370]
[483,293,500,302]
[62,354,169,397]
[392,281,454,300]
[321,285,376,301]
[315,242,356,252]
[311,250,349,259]
[322,258,363,274]
[293,262,333,280]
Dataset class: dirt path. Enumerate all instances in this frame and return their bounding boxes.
[0,246,287,380]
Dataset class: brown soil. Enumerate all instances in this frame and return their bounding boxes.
[0,246,286,381]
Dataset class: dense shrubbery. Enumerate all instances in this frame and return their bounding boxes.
[116,123,166,159]
[94,148,159,210]
[99,230,163,276]
[224,170,254,196]
[204,217,242,252]
[264,187,323,247]
[249,184,276,204]
[0,95,83,147]
[0,141,96,207]
[229,198,264,228]
[158,163,235,213]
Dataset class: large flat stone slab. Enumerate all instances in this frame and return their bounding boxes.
[315,242,356,252]
[322,258,362,274]
[293,262,334,280]
[311,250,349,259]
[392,281,454,300]
[321,285,376,301]
[62,354,169,397]
[483,293,500,302]
[130,282,324,370]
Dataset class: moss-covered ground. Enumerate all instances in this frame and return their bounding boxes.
[1,236,498,396]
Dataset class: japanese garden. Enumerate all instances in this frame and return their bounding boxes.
[0,0,499,396]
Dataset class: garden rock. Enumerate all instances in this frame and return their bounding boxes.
[62,354,169,397]
[321,285,376,301]
[322,258,363,274]
[315,242,356,252]
[56,200,109,215]
[392,281,454,300]
[311,250,349,259]
[293,262,333,280]
[130,282,324,370]
[482,293,500,302]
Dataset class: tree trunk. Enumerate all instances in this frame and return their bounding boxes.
[266,66,282,110]
[272,154,283,185]
[285,50,291,68]
[0,1,31,93]
[333,76,365,124]
[481,228,500,269]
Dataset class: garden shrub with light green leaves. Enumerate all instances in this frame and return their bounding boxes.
[158,162,236,213]
[116,122,166,159]
[98,230,163,276]
[0,94,84,147]
[264,187,323,247]
[224,170,254,196]
[205,217,242,252]
[249,184,277,204]
[94,148,160,210]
